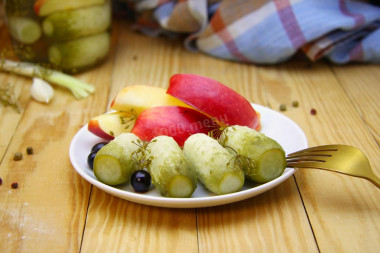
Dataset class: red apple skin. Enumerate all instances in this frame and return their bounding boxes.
[131,106,216,147]
[88,119,115,140]
[167,74,260,130]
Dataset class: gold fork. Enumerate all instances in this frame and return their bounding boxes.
[286,145,380,189]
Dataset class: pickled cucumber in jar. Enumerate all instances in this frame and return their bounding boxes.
[3,0,111,73]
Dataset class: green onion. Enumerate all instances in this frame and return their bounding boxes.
[0,59,95,99]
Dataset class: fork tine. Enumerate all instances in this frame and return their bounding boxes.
[286,145,380,189]
[287,145,338,157]
[286,161,326,168]
[291,144,339,151]
[286,156,327,163]
[287,153,332,159]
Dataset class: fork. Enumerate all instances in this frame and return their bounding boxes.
[286,145,380,189]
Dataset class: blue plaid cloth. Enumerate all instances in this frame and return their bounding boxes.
[127,0,380,64]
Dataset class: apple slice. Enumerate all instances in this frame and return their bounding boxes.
[88,111,136,140]
[34,0,105,17]
[131,106,216,147]
[167,74,260,130]
[110,85,191,114]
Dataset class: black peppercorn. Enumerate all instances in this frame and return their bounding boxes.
[26,146,34,155]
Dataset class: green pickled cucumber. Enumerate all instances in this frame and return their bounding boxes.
[8,16,42,44]
[112,132,141,162]
[93,133,140,185]
[37,0,106,17]
[183,133,245,195]
[42,2,111,41]
[146,136,197,198]
[219,125,286,183]
[48,32,110,71]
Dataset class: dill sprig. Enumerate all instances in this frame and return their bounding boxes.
[225,145,257,175]
[0,83,21,113]
[130,139,154,170]
[207,125,226,139]
[207,118,227,139]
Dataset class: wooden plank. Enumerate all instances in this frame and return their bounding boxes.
[197,179,319,252]
[0,22,28,159]
[81,189,198,253]
[0,75,29,158]
[0,25,116,253]
[81,20,199,252]
[258,61,380,252]
[180,60,318,252]
[178,57,319,252]
[80,19,316,253]
[330,64,380,146]
[2,5,379,253]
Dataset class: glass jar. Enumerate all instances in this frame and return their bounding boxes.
[3,0,111,73]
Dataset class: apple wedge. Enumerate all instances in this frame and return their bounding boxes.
[88,111,136,140]
[167,74,260,130]
[110,85,191,114]
[131,106,216,147]
[34,0,105,17]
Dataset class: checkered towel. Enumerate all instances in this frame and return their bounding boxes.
[126,0,380,64]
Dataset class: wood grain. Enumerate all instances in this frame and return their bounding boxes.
[81,20,200,253]
[79,19,317,253]
[81,189,198,253]
[330,64,380,146]
[0,23,29,159]
[1,14,379,253]
[0,15,116,252]
[258,61,380,252]
[197,179,318,253]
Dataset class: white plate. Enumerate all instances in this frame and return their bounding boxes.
[69,104,307,208]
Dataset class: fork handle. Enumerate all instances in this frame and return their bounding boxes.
[289,165,380,189]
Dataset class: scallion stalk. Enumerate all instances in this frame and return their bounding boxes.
[0,59,95,99]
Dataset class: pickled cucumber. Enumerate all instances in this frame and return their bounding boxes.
[42,2,111,41]
[35,0,106,17]
[183,133,245,195]
[8,16,41,44]
[48,32,110,71]
[93,133,140,185]
[146,136,197,198]
[219,126,286,183]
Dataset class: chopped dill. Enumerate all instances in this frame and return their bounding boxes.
[130,139,153,170]
[225,145,257,175]
[0,83,21,113]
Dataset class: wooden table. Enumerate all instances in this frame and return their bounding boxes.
[1,13,379,253]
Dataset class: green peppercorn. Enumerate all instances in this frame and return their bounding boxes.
[279,104,287,111]
[292,100,299,107]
